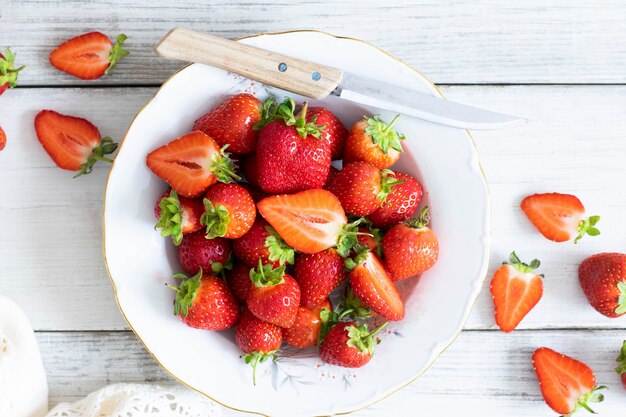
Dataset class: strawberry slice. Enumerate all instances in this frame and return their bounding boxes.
[34,110,118,177]
[533,347,606,415]
[49,32,128,80]
[490,251,543,332]
[348,251,404,321]
[521,193,600,243]
[257,189,360,255]
[146,131,239,198]
[0,126,6,151]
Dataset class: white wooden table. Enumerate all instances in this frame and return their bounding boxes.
[2,1,626,415]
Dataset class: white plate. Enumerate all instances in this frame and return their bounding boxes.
[103,31,491,417]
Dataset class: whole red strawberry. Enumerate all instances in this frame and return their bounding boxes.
[578,252,626,318]
[201,183,256,239]
[193,93,262,154]
[283,299,332,348]
[0,48,25,95]
[382,207,439,281]
[176,230,231,275]
[154,190,204,245]
[233,218,294,268]
[616,340,626,391]
[236,309,282,385]
[367,171,423,228]
[167,269,240,330]
[49,32,128,80]
[319,321,388,368]
[326,161,403,216]
[294,249,345,309]
[225,263,253,303]
[307,106,348,160]
[343,115,405,170]
[246,262,301,328]
[256,98,331,194]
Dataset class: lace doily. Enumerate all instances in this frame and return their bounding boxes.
[46,384,222,417]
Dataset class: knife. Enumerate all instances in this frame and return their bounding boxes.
[155,28,524,130]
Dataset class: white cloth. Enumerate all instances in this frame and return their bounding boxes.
[0,293,48,417]
[45,384,222,417]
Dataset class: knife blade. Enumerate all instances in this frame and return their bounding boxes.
[155,28,525,130]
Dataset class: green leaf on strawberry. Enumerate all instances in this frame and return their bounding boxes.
[210,145,241,184]
[264,226,295,265]
[167,269,203,318]
[616,340,626,375]
[74,136,118,178]
[575,215,601,244]
[346,322,388,355]
[364,114,405,154]
[616,282,626,315]
[155,190,185,246]
[377,169,405,202]
[201,198,230,239]
[336,217,367,258]
[105,34,129,75]
[0,48,25,89]
[250,260,286,287]
[253,97,324,139]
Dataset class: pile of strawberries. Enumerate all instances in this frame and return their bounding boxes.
[145,93,439,380]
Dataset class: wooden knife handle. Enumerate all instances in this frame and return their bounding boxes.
[155,28,344,99]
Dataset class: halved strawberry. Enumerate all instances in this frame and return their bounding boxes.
[0,48,25,95]
[283,299,332,348]
[49,32,128,80]
[34,110,118,177]
[257,189,360,255]
[201,183,256,239]
[0,126,6,151]
[146,131,239,198]
[521,193,600,243]
[616,340,626,391]
[533,347,605,415]
[154,190,204,246]
[347,250,404,321]
[490,251,543,333]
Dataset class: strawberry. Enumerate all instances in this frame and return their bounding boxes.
[533,347,606,415]
[232,218,295,268]
[347,250,404,321]
[201,183,256,239]
[520,193,600,243]
[49,32,128,80]
[616,340,626,391]
[154,190,204,246]
[283,299,332,348]
[0,126,6,151]
[176,230,231,275]
[381,207,439,281]
[0,48,25,95]
[489,252,543,333]
[225,263,253,303]
[325,161,403,216]
[307,106,348,160]
[257,189,361,255]
[146,130,239,198]
[319,321,388,368]
[255,98,331,194]
[367,171,423,228]
[294,249,345,309]
[246,262,301,328]
[34,110,118,177]
[235,309,282,385]
[167,269,240,330]
[578,252,626,318]
[343,115,405,170]
[193,93,262,154]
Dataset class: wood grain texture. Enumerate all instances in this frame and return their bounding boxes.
[1,85,626,331]
[2,0,626,85]
[41,330,626,415]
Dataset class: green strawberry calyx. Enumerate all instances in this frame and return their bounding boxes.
[318,289,374,344]
[74,136,118,178]
[253,97,325,139]
[211,254,233,279]
[344,242,370,270]
[377,169,405,201]
[210,145,241,183]
[264,226,295,265]
[155,190,185,246]
[616,340,626,375]
[105,34,129,75]
[241,350,278,386]
[336,217,369,258]
[364,114,405,154]
[0,48,25,89]
[568,385,606,416]
[166,269,203,318]
[345,321,389,356]
[201,198,230,239]
[616,282,626,316]
[250,260,286,288]
[505,251,542,276]
[405,206,431,229]
[574,215,601,244]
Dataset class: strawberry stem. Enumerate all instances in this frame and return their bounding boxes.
[383,114,400,133]
[105,34,129,75]
[506,251,541,275]
[74,136,118,178]
[574,215,601,244]
[363,114,405,154]
[367,321,389,338]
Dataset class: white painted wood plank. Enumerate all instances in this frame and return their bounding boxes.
[41,330,626,416]
[1,85,626,331]
[1,0,626,85]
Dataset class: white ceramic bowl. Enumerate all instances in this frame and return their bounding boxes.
[103,31,490,417]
